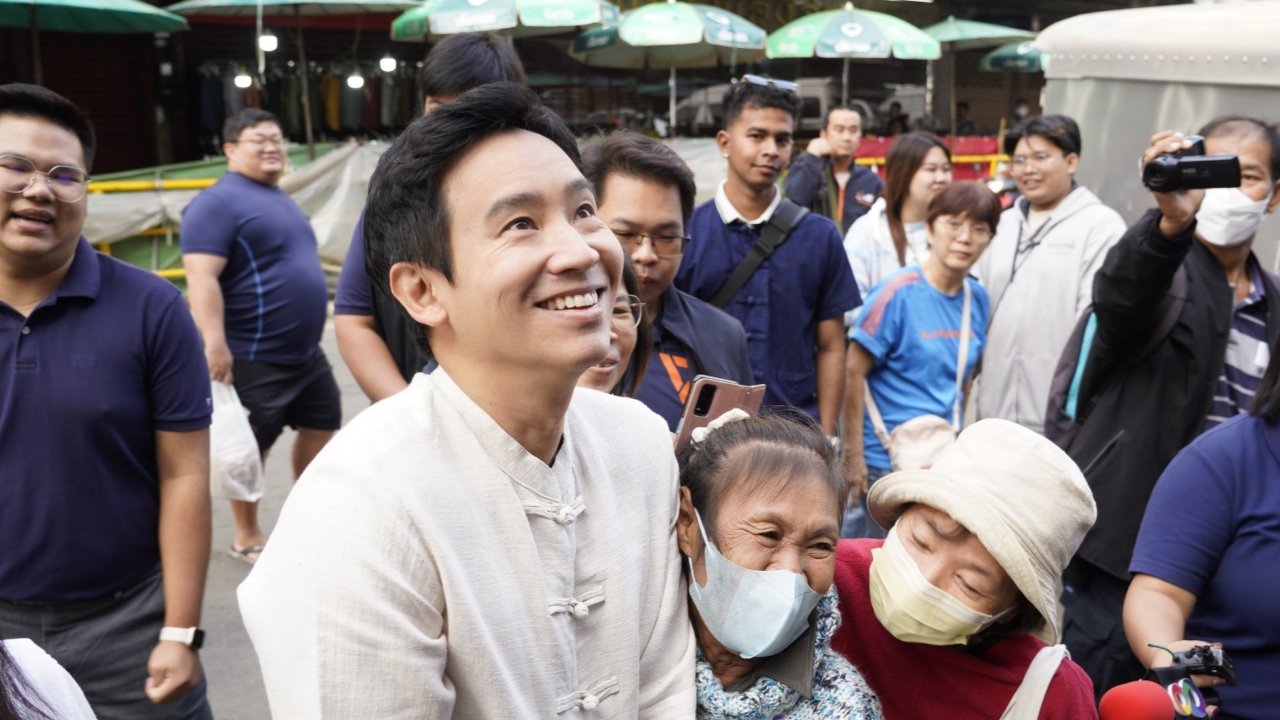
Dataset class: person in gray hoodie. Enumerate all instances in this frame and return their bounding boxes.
[974,115,1126,434]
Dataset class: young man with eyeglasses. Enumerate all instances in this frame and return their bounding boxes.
[784,104,883,234]
[581,132,753,429]
[0,83,214,719]
[182,108,340,565]
[973,114,1125,434]
[676,76,860,436]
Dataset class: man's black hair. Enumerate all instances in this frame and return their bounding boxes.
[1199,115,1280,184]
[363,82,579,360]
[418,32,526,100]
[0,83,96,171]
[223,108,278,146]
[581,132,697,225]
[721,80,801,130]
[1003,114,1081,158]
[822,103,863,131]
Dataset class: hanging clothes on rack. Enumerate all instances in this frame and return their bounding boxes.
[380,72,395,128]
[361,75,379,129]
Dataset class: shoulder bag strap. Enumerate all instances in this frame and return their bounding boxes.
[862,379,893,450]
[1000,644,1068,720]
[952,280,973,430]
[709,199,810,309]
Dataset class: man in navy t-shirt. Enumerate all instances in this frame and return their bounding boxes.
[334,32,526,402]
[0,84,213,719]
[676,77,860,435]
[183,108,340,565]
[580,132,753,430]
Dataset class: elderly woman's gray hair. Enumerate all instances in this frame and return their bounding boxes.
[676,411,848,542]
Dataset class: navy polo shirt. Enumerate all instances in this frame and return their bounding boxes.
[0,239,211,601]
[333,212,371,316]
[1131,413,1280,719]
[677,198,860,416]
[181,171,327,364]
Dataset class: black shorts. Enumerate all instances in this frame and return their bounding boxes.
[233,351,342,451]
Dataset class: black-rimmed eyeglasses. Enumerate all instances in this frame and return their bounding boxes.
[613,230,690,258]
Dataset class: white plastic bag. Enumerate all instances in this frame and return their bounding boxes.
[209,382,265,502]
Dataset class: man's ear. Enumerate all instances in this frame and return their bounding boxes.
[1267,178,1280,214]
[716,129,731,158]
[1065,152,1081,176]
[388,261,448,330]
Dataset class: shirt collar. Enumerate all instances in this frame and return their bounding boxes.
[723,618,818,698]
[714,180,782,227]
[54,237,102,301]
[1240,257,1266,308]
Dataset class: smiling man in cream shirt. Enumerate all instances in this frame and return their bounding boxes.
[237,83,696,718]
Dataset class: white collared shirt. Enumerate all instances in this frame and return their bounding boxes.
[714,180,783,227]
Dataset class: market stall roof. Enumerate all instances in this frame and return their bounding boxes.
[1036,0,1280,88]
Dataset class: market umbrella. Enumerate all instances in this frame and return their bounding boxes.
[764,2,939,105]
[391,0,619,42]
[980,40,1047,72]
[569,0,765,135]
[921,16,1034,135]
[167,0,420,159]
[0,0,189,86]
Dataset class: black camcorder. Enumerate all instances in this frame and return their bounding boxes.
[1142,135,1241,192]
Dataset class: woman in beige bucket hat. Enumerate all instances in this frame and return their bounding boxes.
[829,418,1100,719]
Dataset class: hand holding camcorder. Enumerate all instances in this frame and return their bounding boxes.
[1142,135,1241,193]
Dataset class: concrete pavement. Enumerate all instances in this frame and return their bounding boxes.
[201,318,370,720]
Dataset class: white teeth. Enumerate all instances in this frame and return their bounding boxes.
[541,291,598,310]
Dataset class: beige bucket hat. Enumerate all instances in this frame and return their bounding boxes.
[866,418,1097,644]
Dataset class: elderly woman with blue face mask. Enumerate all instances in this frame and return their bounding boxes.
[675,410,883,720]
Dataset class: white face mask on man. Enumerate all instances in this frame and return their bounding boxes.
[686,510,823,659]
[1195,187,1274,248]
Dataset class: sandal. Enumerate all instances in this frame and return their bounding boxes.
[228,544,266,565]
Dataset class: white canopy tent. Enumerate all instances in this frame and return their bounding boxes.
[1036,0,1280,267]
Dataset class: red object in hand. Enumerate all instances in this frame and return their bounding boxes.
[1099,680,1175,720]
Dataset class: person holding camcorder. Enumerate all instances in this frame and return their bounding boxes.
[1056,116,1280,699]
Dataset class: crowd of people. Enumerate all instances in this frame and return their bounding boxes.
[2,28,1279,720]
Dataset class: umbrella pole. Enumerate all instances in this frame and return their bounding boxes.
[295,5,315,161]
[842,57,849,105]
[29,4,43,86]
[949,51,957,144]
[925,59,934,119]
[669,66,676,139]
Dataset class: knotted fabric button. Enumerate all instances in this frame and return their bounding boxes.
[572,601,590,619]
[581,693,599,711]
[555,505,576,525]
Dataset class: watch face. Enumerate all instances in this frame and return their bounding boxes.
[191,629,206,650]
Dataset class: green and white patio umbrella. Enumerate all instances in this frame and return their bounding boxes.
[0,0,189,85]
[390,0,620,42]
[569,0,766,132]
[765,2,939,104]
[922,16,1035,133]
[167,0,420,159]
[980,40,1047,73]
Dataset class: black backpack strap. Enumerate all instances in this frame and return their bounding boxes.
[709,199,809,309]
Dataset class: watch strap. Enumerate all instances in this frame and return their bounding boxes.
[159,626,204,650]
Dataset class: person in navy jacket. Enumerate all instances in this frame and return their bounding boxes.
[582,133,753,430]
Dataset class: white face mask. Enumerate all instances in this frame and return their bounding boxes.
[1196,187,1273,248]
[687,510,823,659]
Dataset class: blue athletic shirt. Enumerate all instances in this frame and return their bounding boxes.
[181,171,327,364]
[1131,413,1280,720]
[0,240,211,601]
[852,268,989,469]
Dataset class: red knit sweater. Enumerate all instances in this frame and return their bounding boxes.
[831,539,1099,720]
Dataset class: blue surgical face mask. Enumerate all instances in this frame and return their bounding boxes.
[687,510,823,659]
